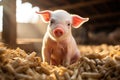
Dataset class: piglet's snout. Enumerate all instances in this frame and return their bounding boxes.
[53,27,64,37]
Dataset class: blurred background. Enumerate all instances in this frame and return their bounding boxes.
[0,0,120,53]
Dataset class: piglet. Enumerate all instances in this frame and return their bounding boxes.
[36,10,89,66]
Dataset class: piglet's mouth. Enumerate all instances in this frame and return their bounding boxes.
[53,28,64,37]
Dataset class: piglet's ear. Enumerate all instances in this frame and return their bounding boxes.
[36,10,52,23]
[72,15,89,28]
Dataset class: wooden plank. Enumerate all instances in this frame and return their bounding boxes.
[48,0,111,10]
[90,12,120,20]
[17,42,42,53]
[22,0,54,10]
[2,0,16,47]
[0,1,3,5]
[17,38,42,44]
[88,21,120,28]
[86,12,120,29]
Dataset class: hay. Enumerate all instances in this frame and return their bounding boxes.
[0,44,120,80]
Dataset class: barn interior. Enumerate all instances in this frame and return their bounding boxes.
[0,0,120,53]
[0,0,120,80]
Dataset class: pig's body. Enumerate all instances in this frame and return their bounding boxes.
[37,10,89,66]
[42,30,80,65]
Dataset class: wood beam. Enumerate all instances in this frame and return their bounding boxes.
[31,0,53,6]
[22,0,54,10]
[88,21,120,28]
[48,0,111,10]
[2,0,16,47]
[0,1,3,5]
[90,12,120,20]
[83,12,120,29]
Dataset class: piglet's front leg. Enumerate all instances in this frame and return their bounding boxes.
[63,40,80,66]
[63,55,71,66]
[62,47,73,66]
[63,52,80,66]
[42,47,51,64]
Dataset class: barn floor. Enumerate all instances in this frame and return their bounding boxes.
[0,43,120,80]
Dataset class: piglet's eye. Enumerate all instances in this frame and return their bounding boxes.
[67,23,71,26]
[50,19,55,24]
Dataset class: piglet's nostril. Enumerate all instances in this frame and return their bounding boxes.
[53,28,64,37]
